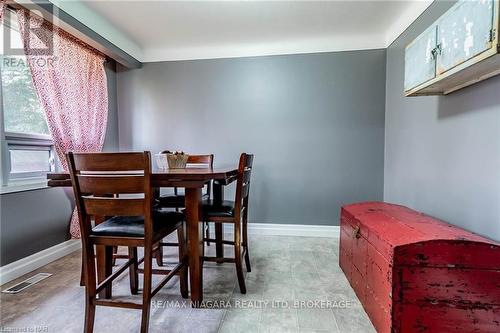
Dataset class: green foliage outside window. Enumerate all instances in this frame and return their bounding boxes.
[1,55,49,135]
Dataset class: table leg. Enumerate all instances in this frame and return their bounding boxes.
[185,187,204,307]
[152,188,164,266]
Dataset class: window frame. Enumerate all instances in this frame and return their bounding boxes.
[4,132,55,182]
[0,8,56,189]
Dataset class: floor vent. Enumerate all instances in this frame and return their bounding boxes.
[2,273,52,294]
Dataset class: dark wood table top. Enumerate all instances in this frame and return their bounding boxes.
[47,166,238,187]
[152,166,237,178]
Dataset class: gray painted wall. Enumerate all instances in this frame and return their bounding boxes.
[117,50,387,226]
[0,187,73,266]
[0,61,120,265]
[384,0,500,241]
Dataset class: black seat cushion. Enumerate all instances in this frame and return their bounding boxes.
[201,199,235,218]
[157,193,210,207]
[91,210,183,237]
[157,194,186,206]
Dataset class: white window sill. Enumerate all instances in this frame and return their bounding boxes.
[0,181,49,194]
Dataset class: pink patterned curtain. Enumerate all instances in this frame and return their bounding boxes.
[0,0,5,22]
[17,9,108,238]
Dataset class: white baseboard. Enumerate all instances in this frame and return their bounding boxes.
[0,239,81,285]
[224,223,340,238]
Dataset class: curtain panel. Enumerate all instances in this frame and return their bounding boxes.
[0,0,5,22]
[16,9,109,238]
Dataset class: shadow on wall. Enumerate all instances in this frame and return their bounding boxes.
[437,74,500,119]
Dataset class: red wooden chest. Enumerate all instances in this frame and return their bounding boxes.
[339,202,500,333]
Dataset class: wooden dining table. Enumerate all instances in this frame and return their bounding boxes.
[47,165,238,307]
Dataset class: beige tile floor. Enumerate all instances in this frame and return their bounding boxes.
[0,234,376,333]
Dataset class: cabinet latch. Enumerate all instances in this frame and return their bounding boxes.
[431,43,442,60]
[489,29,496,43]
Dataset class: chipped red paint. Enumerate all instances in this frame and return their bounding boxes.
[339,202,500,333]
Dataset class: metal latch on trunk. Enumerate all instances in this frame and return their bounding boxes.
[352,225,361,239]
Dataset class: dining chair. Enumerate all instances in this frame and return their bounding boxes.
[201,153,253,293]
[155,152,214,265]
[156,152,214,208]
[67,151,188,333]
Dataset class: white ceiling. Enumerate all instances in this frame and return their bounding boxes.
[80,0,433,62]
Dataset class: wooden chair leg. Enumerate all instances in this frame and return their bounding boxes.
[205,222,210,246]
[104,246,113,299]
[215,223,224,264]
[154,242,164,266]
[140,244,153,333]
[234,224,246,294]
[84,293,96,333]
[242,212,251,272]
[244,248,251,273]
[177,224,189,298]
[128,247,139,295]
[83,243,96,333]
[111,246,118,266]
[80,254,85,286]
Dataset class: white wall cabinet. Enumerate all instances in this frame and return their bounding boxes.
[405,0,500,96]
[404,25,438,91]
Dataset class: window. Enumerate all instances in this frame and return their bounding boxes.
[1,9,54,187]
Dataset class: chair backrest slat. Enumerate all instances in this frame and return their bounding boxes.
[73,152,146,171]
[187,154,213,167]
[161,152,214,168]
[77,175,145,195]
[243,168,252,183]
[83,197,145,216]
[245,155,253,168]
[234,153,254,214]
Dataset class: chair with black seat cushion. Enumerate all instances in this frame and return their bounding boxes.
[201,153,253,293]
[155,153,214,265]
[67,151,188,333]
[156,152,214,208]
